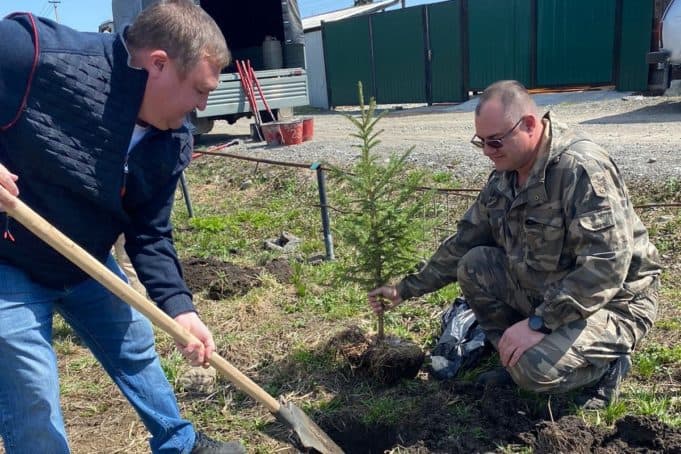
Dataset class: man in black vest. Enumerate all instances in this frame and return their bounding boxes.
[0,1,243,452]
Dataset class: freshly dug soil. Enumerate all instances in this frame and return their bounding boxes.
[181,257,292,299]
[321,380,681,453]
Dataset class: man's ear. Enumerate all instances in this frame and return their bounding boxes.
[523,114,538,134]
[147,50,169,78]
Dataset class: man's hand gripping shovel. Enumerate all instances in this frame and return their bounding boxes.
[0,187,343,454]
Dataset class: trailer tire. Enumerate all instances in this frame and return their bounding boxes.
[647,50,671,64]
[188,112,215,136]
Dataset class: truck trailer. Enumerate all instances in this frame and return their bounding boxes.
[111,0,309,136]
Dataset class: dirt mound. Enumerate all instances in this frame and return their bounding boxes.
[181,257,292,299]
[317,372,681,454]
[326,326,425,385]
[262,258,293,284]
[520,415,681,453]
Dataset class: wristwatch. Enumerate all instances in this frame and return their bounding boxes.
[528,315,551,335]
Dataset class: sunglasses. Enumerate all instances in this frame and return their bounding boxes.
[470,117,525,149]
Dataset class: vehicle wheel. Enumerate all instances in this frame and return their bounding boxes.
[646,51,671,64]
[649,63,672,91]
[188,111,214,136]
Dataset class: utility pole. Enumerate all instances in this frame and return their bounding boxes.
[48,0,61,23]
[401,0,406,7]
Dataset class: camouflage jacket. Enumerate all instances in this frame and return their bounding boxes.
[397,113,661,329]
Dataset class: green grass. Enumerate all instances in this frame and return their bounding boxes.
[361,396,410,426]
[633,343,681,379]
[160,351,186,388]
[628,389,681,426]
[655,318,681,331]
[430,171,458,186]
[289,345,335,373]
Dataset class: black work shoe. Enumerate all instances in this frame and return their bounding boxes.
[576,355,632,410]
[191,432,246,454]
[476,367,514,386]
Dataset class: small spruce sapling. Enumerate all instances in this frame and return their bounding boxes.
[331,82,431,341]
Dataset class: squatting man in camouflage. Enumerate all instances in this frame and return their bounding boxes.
[369,80,661,408]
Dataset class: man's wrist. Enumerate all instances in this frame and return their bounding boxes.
[528,314,552,335]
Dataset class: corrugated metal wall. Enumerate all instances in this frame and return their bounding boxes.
[321,0,653,107]
[322,15,373,107]
[467,0,532,90]
[428,1,465,103]
[617,0,655,91]
[536,0,616,86]
[372,7,427,103]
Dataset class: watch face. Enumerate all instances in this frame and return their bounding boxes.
[529,315,543,331]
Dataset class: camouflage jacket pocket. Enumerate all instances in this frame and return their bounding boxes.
[578,208,615,232]
[523,210,565,271]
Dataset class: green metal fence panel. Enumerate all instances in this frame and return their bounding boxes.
[428,1,466,102]
[617,0,654,91]
[537,0,616,86]
[322,15,373,107]
[468,0,532,91]
[372,7,427,103]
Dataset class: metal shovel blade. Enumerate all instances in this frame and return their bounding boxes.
[276,399,344,454]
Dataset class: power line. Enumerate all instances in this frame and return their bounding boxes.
[303,0,353,16]
[38,1,51,17]
[48,0,60,23]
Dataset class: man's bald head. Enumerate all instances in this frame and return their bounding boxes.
[475,80,538,123]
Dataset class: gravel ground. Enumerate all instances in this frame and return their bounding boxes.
[203,89,681,186]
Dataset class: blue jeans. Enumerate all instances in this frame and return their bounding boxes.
[0,257,195,453]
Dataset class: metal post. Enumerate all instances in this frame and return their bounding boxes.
[179,171,194,218]
[311,162,334,261]
[49,0,60,22]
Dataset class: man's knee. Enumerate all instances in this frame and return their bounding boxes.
[508,342,607,394]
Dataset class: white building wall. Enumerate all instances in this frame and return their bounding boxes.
[304,30,329,109]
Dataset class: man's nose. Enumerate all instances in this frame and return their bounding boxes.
[482,143,497,156]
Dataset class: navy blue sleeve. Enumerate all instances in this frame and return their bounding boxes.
[0,15,37,130]
[124,173,195,318]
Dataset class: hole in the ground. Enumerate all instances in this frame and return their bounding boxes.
[325,420,400,454]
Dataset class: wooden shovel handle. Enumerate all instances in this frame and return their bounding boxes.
[3,195,281,413]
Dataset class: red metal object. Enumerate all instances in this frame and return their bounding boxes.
[246,60,275,121]
[278,119,303,145]
[301,117,314,141]
[260,122,282,145]
[192,139,240,160]
[236,60,261,126]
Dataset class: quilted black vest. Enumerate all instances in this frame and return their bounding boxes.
[0,15,191,287]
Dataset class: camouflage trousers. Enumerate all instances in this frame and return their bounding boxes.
[457,246,658,393]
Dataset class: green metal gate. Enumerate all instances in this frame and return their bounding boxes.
[322,0,653,107]
[467,0,533,90]
[617,0,655,91]
[428,1,465,103]
[372,7,427,103]
[322,15,373,107]
[536,0,616,86]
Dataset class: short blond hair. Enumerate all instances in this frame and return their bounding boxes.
[125,0,230,77]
